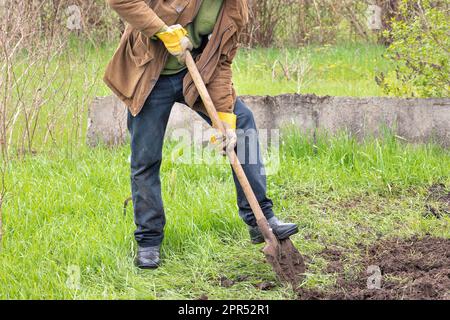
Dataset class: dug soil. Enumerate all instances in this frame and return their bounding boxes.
[298,236,450,300]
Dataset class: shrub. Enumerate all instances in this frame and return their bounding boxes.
[377,0,449,97]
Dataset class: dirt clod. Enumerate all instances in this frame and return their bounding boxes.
[298,236,450,300]
[321,247,344,274]
[219,276,235,288]
[236,275,250,282]
[255,281,276,291]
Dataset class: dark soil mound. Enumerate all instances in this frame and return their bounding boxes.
[298,236,450,300]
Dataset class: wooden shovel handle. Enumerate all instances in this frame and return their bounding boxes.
[185,52,277,244]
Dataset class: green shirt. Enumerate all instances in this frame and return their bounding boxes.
[161,0,223,75]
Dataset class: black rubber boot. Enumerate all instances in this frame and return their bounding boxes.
[249,217,299,244]
[135,245,160,269]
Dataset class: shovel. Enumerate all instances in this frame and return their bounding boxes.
[185,51,306,288]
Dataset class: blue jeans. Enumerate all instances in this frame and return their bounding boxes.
[128,70,274,247]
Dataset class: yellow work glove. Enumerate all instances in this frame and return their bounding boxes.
[210,112,237,156]
[156,24,193,64]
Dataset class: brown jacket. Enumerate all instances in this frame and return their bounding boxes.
[103,0,249,116]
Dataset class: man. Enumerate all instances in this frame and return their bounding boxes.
[104,0,298,269]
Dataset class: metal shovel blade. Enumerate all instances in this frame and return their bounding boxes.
[263,238,306,288]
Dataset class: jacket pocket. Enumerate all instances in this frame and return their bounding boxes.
[128,35,154,67]
[106,32,154,99]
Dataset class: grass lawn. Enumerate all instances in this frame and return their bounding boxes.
[83,42,389,98]
[2,133,449,299]
[1,42,448,299]
[234,44,389,97]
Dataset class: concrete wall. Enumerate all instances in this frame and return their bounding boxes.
[87,94,450,148]
[87,95,128,147]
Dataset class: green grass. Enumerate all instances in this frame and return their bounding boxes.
[234,44,389,97]
[59,41,389,99]
[2,132,449,299]
[2,42,447,299]
[80,41,389,98]
[83,43,389,97]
